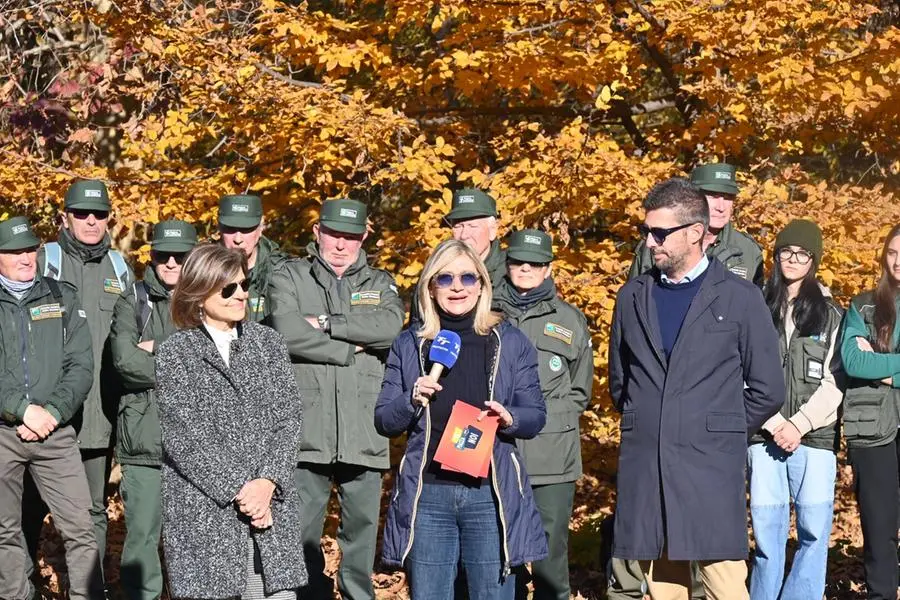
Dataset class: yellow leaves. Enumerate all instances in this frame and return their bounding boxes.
[594,85,612,109]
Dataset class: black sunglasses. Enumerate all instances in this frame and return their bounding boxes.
[69,209,110,221]
[432,272,480,288]
[151,251,187,265]
[508,258,549,268]
[637,222,697,244]
[220,279,250,299]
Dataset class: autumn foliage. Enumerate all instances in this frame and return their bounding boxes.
[2,0,900,592]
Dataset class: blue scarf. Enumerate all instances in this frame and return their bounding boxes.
[0,273,36,300]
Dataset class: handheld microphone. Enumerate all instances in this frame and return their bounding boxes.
[414,329,461,418]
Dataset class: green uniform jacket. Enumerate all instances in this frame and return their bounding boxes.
[268,242,405,469]
[494,279,594,485]
[0,278,93,427]
[246,236,291,323]
[109,268,177,466]
[38,235,135,449]
[408,239,507,324]
[628,223,764,286]
[840,291,900,448]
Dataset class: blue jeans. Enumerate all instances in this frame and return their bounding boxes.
[748,441,836,600]
[407,482,515,600]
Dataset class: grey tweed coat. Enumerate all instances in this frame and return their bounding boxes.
[155,321,306,598]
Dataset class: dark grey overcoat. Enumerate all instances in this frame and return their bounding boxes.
[608,258,784,561]
[155,321,306,598]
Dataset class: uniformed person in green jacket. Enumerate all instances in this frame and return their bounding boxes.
[409,188,507,323]
[493,230,594,600]
[23,179,135,576]
[217,194,290,322]
[0,216,104,600]
[268,199,404,600]
[110,220,198,600]
[627,163,763,286]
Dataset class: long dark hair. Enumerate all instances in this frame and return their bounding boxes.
[873,225,900,352]
[764,251,828,338]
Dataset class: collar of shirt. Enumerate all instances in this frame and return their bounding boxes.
[660,254,710,285]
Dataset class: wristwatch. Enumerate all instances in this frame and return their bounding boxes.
[317,314,331,333]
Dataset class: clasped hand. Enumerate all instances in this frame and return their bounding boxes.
[235,478,276,529]
[16,405,59,442]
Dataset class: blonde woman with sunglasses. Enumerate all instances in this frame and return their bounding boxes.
[154,244,306,599]
[375,239,548,600]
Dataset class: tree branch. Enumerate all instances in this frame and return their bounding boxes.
[505,19,569,38]
[254,62,351,103]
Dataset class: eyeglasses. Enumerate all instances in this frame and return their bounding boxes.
[638,222,697,244]
[777,248,813,265]
[432,272,481,288]
[508,258,549,268]
[151,251,187,265]
[69,209,110,221]
[220,279,250,299]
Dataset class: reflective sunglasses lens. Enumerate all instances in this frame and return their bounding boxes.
[433,273,454,288]
[460,273,480,287]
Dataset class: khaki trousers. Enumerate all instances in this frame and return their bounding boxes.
[639,554,749,600]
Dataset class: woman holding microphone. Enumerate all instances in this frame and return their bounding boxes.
[375,239,548,600]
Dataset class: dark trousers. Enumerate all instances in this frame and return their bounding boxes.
[295,462,382,600]
[849,437,900,600]
[120,464,163,600]
[515,482,575,600]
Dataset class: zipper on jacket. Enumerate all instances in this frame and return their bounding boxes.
[401,336,430,565]
[18,309,31,403]
[510,452,524,498]
[487,328,512,577]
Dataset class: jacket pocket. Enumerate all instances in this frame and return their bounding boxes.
[620,411,635,433]
[799,340,828,384]
[844,385,896,442]
[117,394,160,461]
[519,411,581,478]
[703,412,746,455]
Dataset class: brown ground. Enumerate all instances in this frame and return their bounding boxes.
[32,447,868,599]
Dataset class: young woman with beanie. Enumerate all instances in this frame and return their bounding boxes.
[748,219,845,600]
[840,224,900,600]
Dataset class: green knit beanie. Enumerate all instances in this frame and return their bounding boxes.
[775,219,823,259]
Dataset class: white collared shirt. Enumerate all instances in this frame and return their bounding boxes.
[203,323,238,366]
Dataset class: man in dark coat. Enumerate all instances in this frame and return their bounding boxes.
[608,178,784,599]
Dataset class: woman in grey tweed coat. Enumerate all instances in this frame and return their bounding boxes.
[155,244,306,599]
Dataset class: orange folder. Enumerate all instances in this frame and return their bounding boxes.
[433,401,499,478]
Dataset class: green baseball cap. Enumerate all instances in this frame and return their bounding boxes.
[64,180,111,211]
[0,216,41,251]
[446,188,498,223]
[507,229,554,264]
[151,219,198,253]
[319,198,367,235]
[218,194,263,228]
[690,163,739,196]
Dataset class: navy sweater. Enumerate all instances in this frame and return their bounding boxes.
[653,269,708,359]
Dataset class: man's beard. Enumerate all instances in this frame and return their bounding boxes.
[652,249,686,278]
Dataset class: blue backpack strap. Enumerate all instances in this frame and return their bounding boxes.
[43,242,62,280]
[108,250,129,290]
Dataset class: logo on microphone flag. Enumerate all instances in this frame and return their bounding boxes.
[434,401,498,478]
